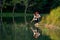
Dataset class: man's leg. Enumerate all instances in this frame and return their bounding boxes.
[34,23,39,27]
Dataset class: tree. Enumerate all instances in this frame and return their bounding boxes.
[0,0,6,23]
[11,0,41,24]
[11,0,21,40]
[21,0,38,24]
[22,0,28,24]
[11,0,21,23]
[0,0,7,40]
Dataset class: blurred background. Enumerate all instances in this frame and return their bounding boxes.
[0,0,60,40]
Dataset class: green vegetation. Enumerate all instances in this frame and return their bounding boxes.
[39,7,60,40]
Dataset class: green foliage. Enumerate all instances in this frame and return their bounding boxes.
[46,7,60,26]
[11,0,21,4]
[39,7,60,40]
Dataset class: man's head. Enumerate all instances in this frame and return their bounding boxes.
[34,11,39,16]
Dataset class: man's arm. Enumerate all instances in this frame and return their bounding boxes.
[39,14,41,18]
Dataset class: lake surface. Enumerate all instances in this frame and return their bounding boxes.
[0,16,33,23]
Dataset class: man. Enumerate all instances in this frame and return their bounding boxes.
[31,11,41,38]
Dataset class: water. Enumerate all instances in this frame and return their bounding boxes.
[0,16,33,24]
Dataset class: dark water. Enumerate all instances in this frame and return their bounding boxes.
[0,14,46,24]
[0,16,52,40]
[0,16,33,24]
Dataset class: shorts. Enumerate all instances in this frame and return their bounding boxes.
[34,18,39,24]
